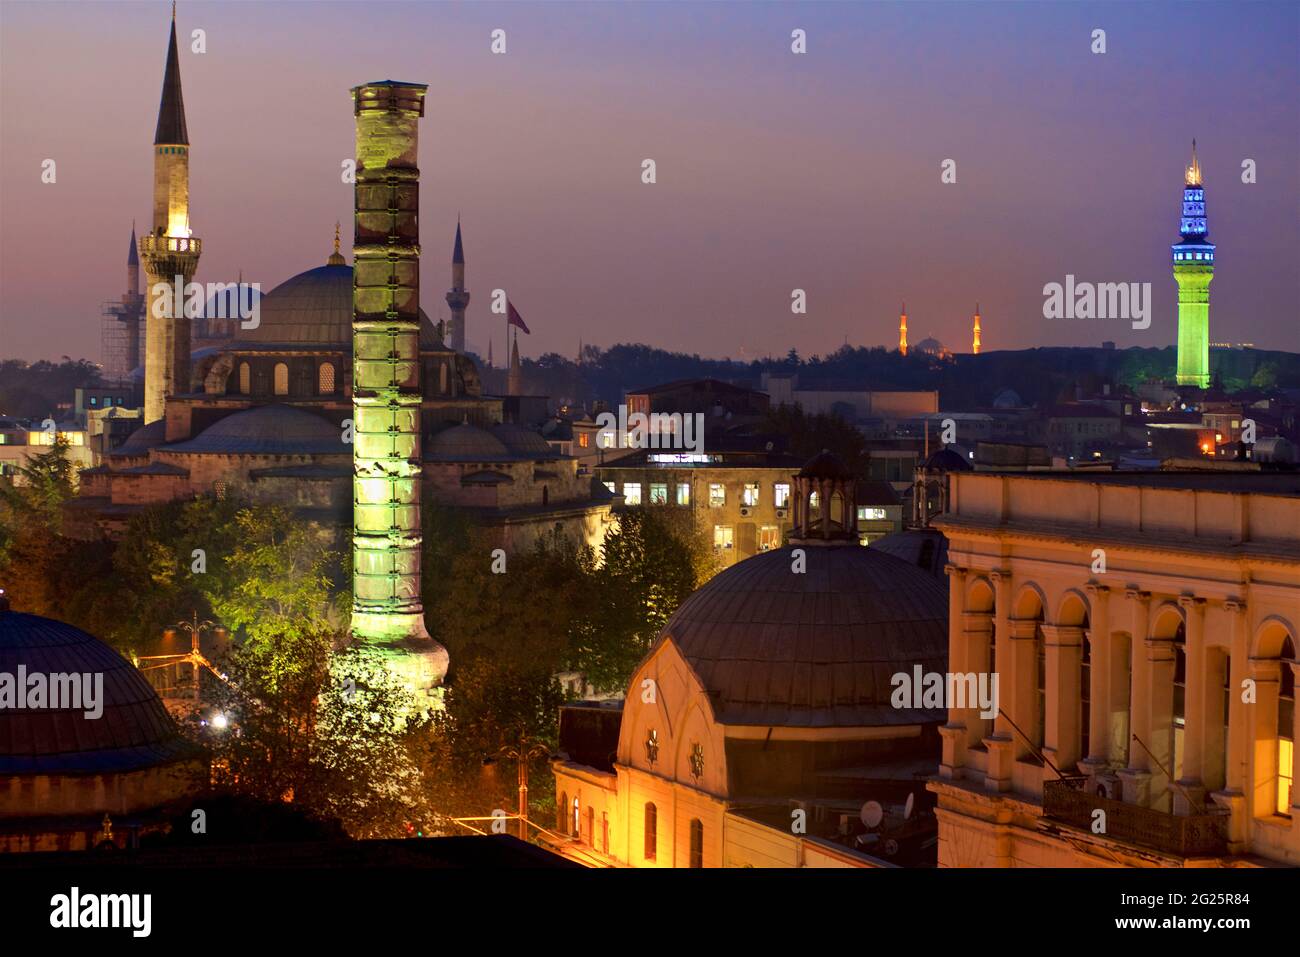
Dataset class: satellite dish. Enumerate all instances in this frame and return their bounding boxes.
[884,838,900,857]
[903,792,915,820]
[860,800,884,828]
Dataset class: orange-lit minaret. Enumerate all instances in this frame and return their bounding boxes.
[899,302,908,356]
[972,303,981,355]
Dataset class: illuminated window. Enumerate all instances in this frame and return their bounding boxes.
[742,482,759,507]
[713,525,733,550]
[1280,637,1296,816]
[857,506,887,521]
[239,362,251,394]
[599,431,614,448]
[578,432,590,449]
[676,482,690,506]
[623,482,642,505]
[273,362,289,396]
[318,362,335,394]
[645,729,659,766]
[572,798,580,839]
[89,397,98,407]
[603,481,615,494]
[689,742,704,779]
[644,803,657,861]
[708,483,726,508]
[649,483,668,505]
[758,525,780,551]
[689,819,703,869]
[774,484,791,508]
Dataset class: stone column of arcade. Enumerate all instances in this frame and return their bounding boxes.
[349,80,448,699]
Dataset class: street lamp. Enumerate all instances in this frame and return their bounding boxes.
[498,738,551,841]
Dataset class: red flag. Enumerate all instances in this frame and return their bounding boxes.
[507,300,531,334]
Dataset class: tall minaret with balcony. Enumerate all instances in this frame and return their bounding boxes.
[971,303,981,355]
[445,220,470,354]
[1173,140,1214,388]
[898,303,908,356]
[140,6,201,423]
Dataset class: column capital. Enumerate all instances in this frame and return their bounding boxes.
[989,568,1012,584]
[1125,588,1151,604]
[1040,623,1085,645]
[944,563,967,580]
[1007,617,1040,640]
[1223,598,1247,614]
[1085,582,1109,598]
[1177,594,1207,612]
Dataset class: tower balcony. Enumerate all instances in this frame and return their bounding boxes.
[138,234,202,257]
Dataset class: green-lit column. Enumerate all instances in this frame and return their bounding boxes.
[350,80,447,693]
[1172,143,1214,389]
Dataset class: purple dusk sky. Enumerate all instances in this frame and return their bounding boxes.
[1,1,1297,365]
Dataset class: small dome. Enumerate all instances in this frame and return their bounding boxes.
[923,447,973,472]
[798,449,851,480]
[163,405,345,455]
[0,610,193,774]
[491,423,557,459]
[915,337,944,355]
[240,262,437,348]
[110,419,168,457]
[992,388,1023,409]
[655,545,948,728]
[426,423,510,462]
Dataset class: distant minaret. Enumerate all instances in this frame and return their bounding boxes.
[486,338,493,368]
[898,302,908,356]
[123,223,144,373]
[972,303,981,355]
[139,4,201,423]
[1173,140,1214,387]
[445,219,469,353]
[577,337,583,366]
[507,333,523,396]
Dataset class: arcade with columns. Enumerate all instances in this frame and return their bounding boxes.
[929,470,1299,867]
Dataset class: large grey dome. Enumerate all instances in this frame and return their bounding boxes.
[0,610,192,774]
[426,424,510,462]
[163,404,346,455]
[491,423,558,459]
[241,261,438,348]
[655,544,949,728]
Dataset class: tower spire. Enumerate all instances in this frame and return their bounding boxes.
[446,220,469,352]
[972,303,981,355]
[1185,138,1202,187]
[328,220,345,265]
[898,302,908,356]
[154,8,188,146]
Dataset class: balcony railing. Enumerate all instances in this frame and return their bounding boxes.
[138,234,202,256]
[1042,777,1228,859]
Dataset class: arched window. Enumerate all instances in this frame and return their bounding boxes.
[558,792,568,834]
[293,362,313,396]
[318,362,335,395]
[689,818,703,868]
[1172,623,1188,783]
[571,797,580,840]
[273,362,289,396]
[644,802,657,861]
[253,366,269,395]
[586,806,595,846]
[238,362,250,395]
[1279,637,1296,816]
[1079,612,1092,761]
[1034,620,1046,749]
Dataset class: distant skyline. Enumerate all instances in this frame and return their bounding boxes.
[1,0,1297,364]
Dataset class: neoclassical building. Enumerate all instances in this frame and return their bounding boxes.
[930,471,1299,867]
[552,452,949,867]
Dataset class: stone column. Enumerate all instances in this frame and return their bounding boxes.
[1082,584,1110,771]
[1246,656,1282,819]
[1119,589,1153,805]
[961,611,994,751]
[938,564,967,779]
[1176,595,1207,813]
[1212,598,1250,848]
[1145,632,1177,813]
[1042,624,1084,775]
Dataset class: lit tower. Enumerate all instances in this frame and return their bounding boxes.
[898,303,908,356]
[349,80,447,694]
[445,220,470,354]
[139,6,201,423]
[1173,140,1214,388]
[972,303,981,355]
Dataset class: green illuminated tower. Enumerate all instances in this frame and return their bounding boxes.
[349,80,447,694]
[1172,141,1214,388]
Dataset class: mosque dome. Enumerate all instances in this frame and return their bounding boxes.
[490,423,558,459]
[162,404,346,456]
[922,447,973,472]
[239,258,439,348]
[914,337,945,356]
[425,423,510,462]
[653,544,948,728]
[0,606,194,774]
[110,419,168,458]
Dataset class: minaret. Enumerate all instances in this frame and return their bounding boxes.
[486,338,493,368]
[972,303,981,355]
[349,80,446,695]
[139,5,201,424]
[445,220,470,353]
[507,333,523,396]
[1173,140,1214,388]
[123,223,144,373]
[898,302,908,356]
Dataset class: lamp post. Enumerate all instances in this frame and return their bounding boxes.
[499,738,550,841]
